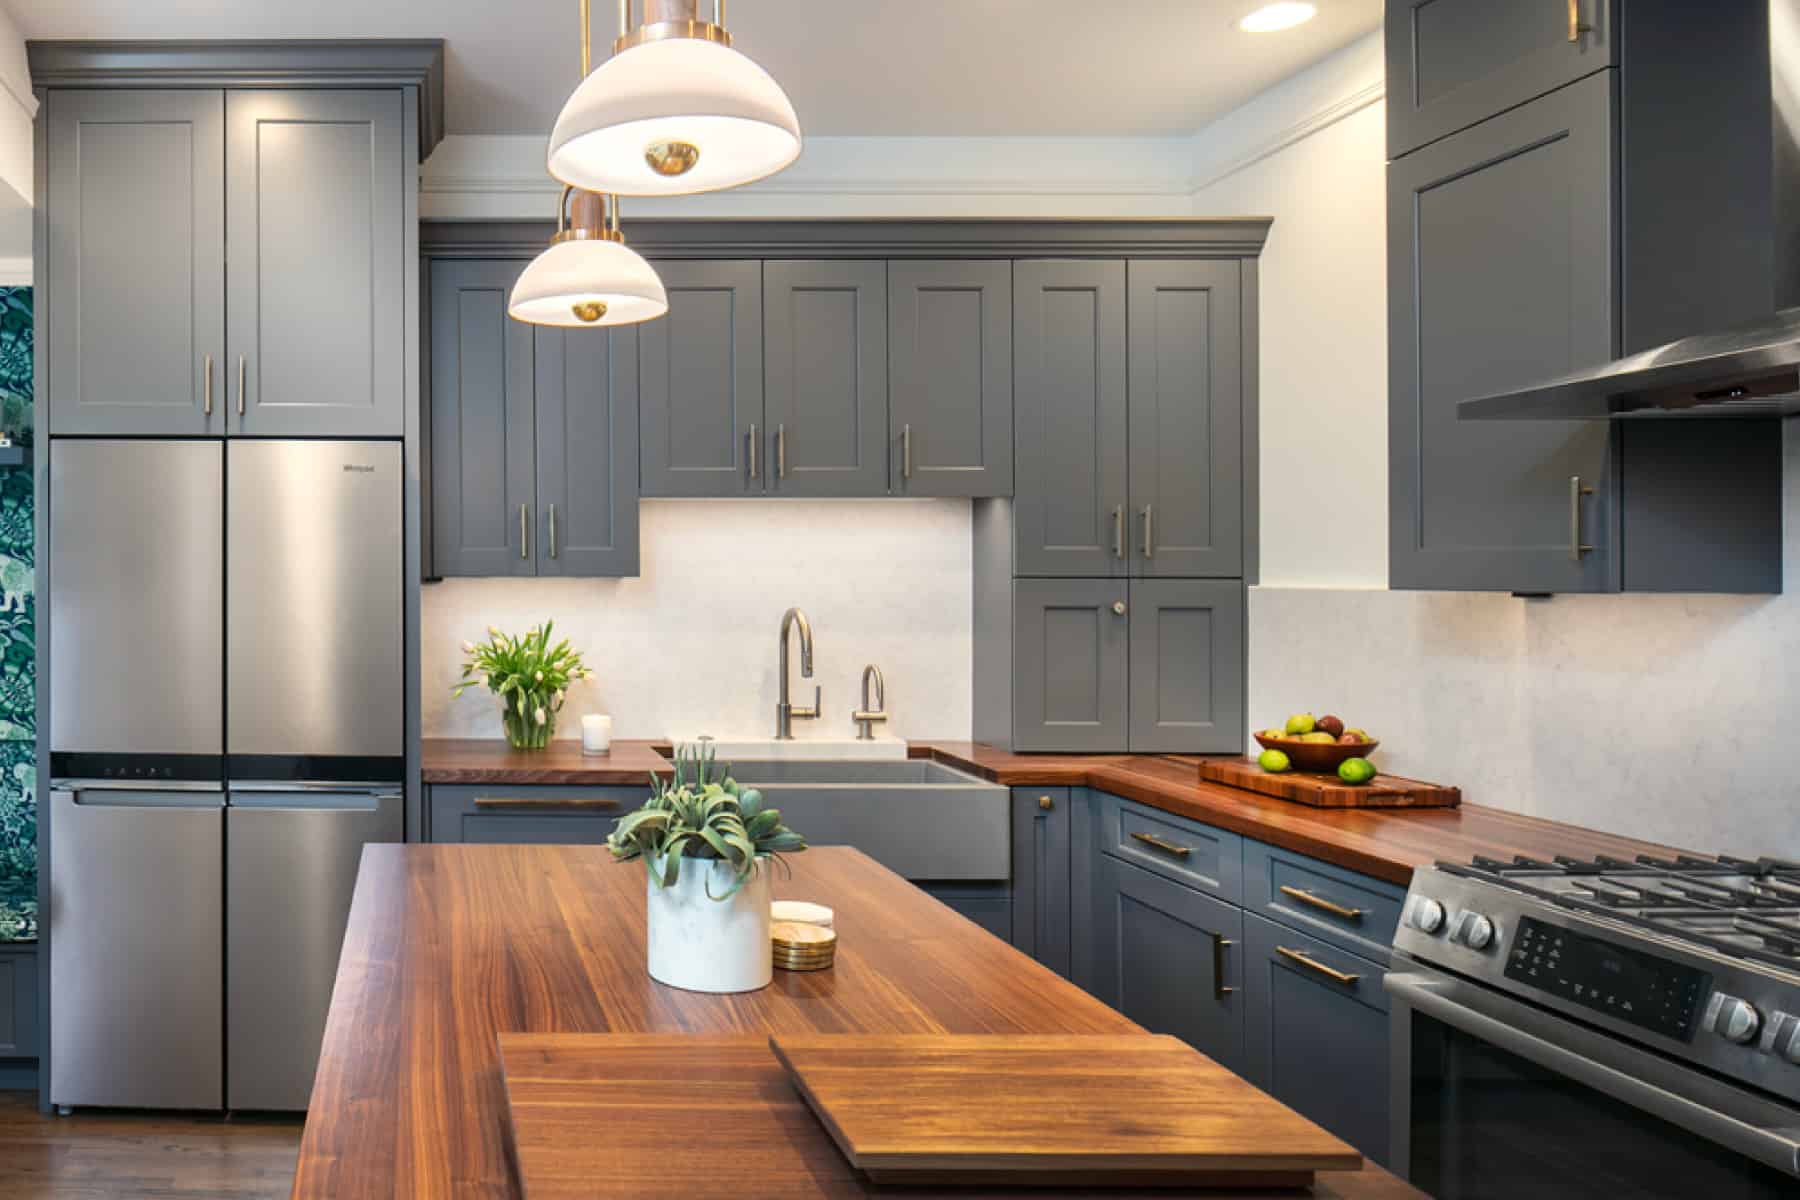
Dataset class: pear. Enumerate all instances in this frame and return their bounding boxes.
[1284,713,1316,736]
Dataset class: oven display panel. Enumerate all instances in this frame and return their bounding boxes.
[1503,917,1711,1041]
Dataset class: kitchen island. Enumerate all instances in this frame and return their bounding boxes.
[293,843,1420,1199]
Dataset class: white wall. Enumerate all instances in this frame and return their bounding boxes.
[422,500,972,743]
[1193,34,1799,857]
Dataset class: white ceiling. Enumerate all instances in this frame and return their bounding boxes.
[4,0,1382,138]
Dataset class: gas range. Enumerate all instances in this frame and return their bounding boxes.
[1393,852,1800,1106]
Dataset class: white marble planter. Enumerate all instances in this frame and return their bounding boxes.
[644,855,772,994]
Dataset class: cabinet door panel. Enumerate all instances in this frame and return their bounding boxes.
[535,327,640,577]
[1127,579,1244,754]
[639,261,762,496]
[1127,261,1243,578]
[1010,787,1071,977]
[1242,912,1390,1165]
[888,261,1012,496]
[1013,260,1128,576]
[1092,855,1244,1074]
[764,261,888,496]
[46,90,225,436]
[1387,0,1615,158]
[1011,579,1128,753]
[428,260,536,577]
[227,90,405,436]
[1389,73,1616,592]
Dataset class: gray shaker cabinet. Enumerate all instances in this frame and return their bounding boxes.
[45,90,226,436]
[638,260,763,497]
[763,261,888,497]
[888,260,1013,497]
[1010,579,1130,753]
[1012,260,1128,577]
[1388,72,1616,593]
[1127,579,1245,754]
[1385,0,1615,159]
[1010,787,1072,978]
[1127,261,1244,578]
[534,326,640,577]
[226,90,406,436]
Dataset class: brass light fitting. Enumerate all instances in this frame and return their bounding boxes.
[645,140,700,176]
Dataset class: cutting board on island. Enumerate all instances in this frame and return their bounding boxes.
[768,1033,1361,1188]
[1192,756,1461,809]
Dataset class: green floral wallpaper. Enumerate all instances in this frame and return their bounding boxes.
[0,288,33,941]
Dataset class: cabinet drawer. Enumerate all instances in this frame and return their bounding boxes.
[0,947,37,1061]
[1097,791,1241,904]
[1243,840,1406,962]
[917,882,1012,943]
[427,784,644,844]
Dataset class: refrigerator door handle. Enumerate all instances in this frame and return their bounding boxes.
[55,778,226,795]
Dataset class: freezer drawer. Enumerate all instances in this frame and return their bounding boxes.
[49,787,224,1110]
[50,440,224,759]
[225,787,402,1111]
[226,441,403,765]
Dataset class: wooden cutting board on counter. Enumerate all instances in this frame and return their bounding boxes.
[1192,756,1461,809]
[768,1033,1361,1188]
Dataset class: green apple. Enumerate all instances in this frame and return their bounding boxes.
[1258,748,1291,773]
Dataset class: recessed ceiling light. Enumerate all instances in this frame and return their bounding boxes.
[1238,2,1318,33]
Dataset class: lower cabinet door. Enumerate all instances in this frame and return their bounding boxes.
[1010,787,1071,977]
[916,882,1012,943]
[1127,579,1245,753]
[1241,912,1390,1164]
[1012,578,1129,752]
[1091,854,1244,1073]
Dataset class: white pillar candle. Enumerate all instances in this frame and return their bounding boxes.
[581,713,613,755]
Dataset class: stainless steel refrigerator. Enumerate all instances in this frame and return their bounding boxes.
[47,439,403,1111]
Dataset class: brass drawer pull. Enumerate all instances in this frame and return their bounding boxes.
[902,423,913,480]
[1279,885,1365,922]
[1277,945,1362,985]
[748,423,759,480]
[1131,831,1190,859]
[1212,933,1236,999]
[1567,0,1594,42]
[472,795,620,810]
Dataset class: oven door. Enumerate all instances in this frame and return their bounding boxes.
[1388,966,1800,1199]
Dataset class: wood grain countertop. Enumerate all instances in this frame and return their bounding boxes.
[292,844,1418,1200]
[418,738,1696,888]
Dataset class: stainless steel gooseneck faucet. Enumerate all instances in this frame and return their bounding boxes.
[775,607,820,739]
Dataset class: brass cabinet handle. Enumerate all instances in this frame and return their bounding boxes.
[472,794,619,809]
[902,423,913,480]
[519,503,529,559]
[777,423,787,479]
[748,423,759,480]
[237,353,247,417]
[1141,504,1154,559]
[1038,794,1054,811]
[1131,830,1190,859]
[1277,945,1362,985]
[548,503,558,560]
[1112,504,1125,559]
[1279,884,1365,922]
[203,353,214,417]
[1569,475,1596,561]
[1567,0,1593,42]
[1212,933,1236,999]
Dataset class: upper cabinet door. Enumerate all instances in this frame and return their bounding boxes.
[763,261,888,497]
[1388,73,1615,593]
[639,261,764,497]
[1011,578,1129,754]
[46,90,225,436]
[534,327,640,578]
[1127,579,1245,754]
[428,260,536,578]
[226,90,405,436]
[1126,261,1243,579]
[1386,0,1616,158]
[888,261,1013,497]
[1013,260,1128,577]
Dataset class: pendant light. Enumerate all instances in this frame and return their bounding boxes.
[548,0,802,196]
[508,187,668,327]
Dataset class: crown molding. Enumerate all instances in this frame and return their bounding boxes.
[1186,78,1385,193]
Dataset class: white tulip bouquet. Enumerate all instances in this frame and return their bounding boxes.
[452,621,593,750]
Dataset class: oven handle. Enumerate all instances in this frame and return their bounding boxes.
[1387,972,1800,1179]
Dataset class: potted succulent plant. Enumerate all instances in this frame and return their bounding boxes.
[606,743,806,994]
[452,622,592,750]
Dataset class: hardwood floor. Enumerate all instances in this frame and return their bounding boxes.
[0,1093,301,1199]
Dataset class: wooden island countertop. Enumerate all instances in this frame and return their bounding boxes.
[293,844,1419,1200]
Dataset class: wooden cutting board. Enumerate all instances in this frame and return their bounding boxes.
[1194,756,1460,809]
[767,1033,1361,1188]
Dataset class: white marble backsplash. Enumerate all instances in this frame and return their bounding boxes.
[421,499,974,745]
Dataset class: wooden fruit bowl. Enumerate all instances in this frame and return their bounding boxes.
[1252,732,1380,774]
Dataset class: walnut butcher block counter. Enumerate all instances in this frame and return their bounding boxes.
[292,844,1419,1199]
[421,738,1696,886]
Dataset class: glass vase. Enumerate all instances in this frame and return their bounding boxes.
[501,701,556,750]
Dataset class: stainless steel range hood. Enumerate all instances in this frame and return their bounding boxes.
[1458,306,1800,421]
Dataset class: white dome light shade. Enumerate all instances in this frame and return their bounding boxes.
[548,37,801,196]
[509,236,668,328]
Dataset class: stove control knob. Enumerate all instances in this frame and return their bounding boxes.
[1706,994,1762,1045]
[1759,1011,1800,1063]
[1408,897,1446,935]
[1458,912,1497,952]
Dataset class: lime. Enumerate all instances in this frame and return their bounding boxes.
[1258,748,1291,774]
[1284,712,1316,736]
[1337,757,1377,785]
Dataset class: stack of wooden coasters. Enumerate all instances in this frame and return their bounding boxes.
[771,920,837,972]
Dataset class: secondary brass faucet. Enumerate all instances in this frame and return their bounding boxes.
[775,607,820,740]
[852,664,888,740]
